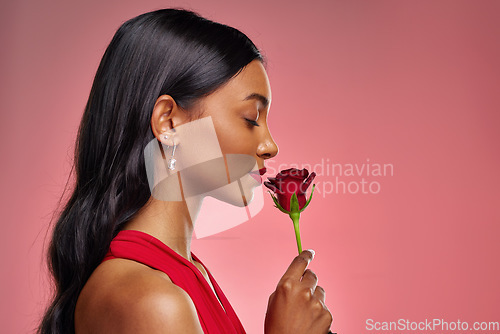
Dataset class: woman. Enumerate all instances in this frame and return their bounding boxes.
[39,8,332,333]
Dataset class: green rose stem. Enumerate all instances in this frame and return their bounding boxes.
[269,185,315,255]
[290,212,302,253]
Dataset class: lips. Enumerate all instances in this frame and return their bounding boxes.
[249,167,266,184]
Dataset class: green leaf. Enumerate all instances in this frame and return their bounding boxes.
[290,193,300,213]
[299,184,316,213]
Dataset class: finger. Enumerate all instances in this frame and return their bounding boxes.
[280,249,315,281]
[313,285,326,303]
[301,269,318,292]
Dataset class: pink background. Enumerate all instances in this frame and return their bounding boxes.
[2,0,499,333]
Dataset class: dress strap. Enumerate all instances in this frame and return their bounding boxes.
[103,229,246,334]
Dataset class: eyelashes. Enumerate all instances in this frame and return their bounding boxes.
[245,118,260,127]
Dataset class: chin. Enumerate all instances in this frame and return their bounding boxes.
[206,173,259,207]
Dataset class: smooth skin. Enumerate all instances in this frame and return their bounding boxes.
[75,60,332,333]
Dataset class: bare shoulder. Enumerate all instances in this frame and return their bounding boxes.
[75,258,203,334]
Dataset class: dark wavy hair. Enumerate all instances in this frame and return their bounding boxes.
[38,8,262,333]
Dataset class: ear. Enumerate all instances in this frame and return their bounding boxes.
[151,95,187,145]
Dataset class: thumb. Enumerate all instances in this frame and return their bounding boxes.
[302,249,315,259]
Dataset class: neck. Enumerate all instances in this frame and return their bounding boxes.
[121,195,203,261]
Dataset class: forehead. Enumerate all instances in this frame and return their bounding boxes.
[231,60,271,99]
[202,60,272,106]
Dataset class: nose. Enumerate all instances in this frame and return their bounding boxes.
[257,131,279,161]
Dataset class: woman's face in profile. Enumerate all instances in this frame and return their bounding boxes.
[191,59,279,205]
[148,60,278,208]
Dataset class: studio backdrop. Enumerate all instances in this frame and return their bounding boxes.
[1,1,499,333]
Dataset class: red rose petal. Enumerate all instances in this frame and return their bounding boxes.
[264,181,283,195]
[299,172,316,193]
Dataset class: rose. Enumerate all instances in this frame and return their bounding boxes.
[264,168,316,254]
[264,168,316,211]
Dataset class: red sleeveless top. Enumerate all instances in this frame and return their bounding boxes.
[102,229,246,334]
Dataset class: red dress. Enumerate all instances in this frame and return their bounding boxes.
[102,229,246,334]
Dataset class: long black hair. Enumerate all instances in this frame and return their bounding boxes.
[38,8,262,333]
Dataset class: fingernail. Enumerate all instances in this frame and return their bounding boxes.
[306,249,315,259]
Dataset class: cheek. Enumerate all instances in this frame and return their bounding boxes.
[213,117,255,155]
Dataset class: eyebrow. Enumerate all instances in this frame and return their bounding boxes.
[243,93,270,108]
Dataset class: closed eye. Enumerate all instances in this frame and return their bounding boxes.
[245,118,260,127]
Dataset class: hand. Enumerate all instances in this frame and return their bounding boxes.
[264,250,333,334]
